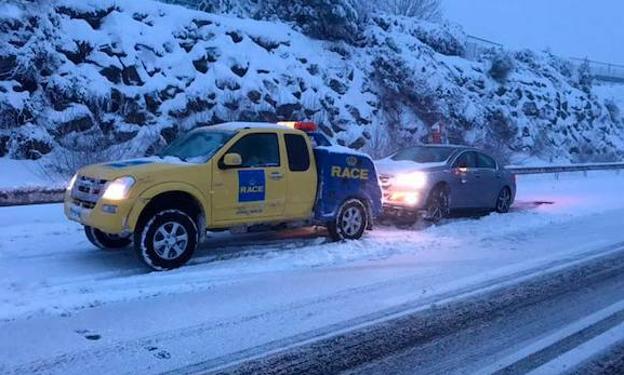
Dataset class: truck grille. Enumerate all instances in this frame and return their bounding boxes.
[71,175,107,209]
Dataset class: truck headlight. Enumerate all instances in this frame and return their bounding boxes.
[67,174,78,191]
[102,176,135,201]
[393,171,427,189]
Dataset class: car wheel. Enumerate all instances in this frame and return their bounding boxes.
[425,185,450,223]
[134,209,198,271]
[84,226,131,249]
[328,199,368,241]
[495,187,512,213]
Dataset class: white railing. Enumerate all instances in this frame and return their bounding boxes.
[569,58,624,83]
[465,35,503,60]
[465,35,624,84]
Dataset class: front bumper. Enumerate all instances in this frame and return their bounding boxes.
[64,190,134,234]
[382,202,425,218]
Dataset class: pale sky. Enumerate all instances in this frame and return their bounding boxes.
[443,0,624,64]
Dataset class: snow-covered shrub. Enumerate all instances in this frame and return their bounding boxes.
[489,52,515,83]
[262,0,363,42]
[372,0,442,20]
[413,22,465,56]
[44,129,137,179]
[604,99,621,124]
[576,60,593,94]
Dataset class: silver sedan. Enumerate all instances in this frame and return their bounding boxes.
[375,145,516,222]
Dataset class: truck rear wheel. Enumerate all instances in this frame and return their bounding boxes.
[328,199,368,241]
[134,209,198,271]
[84,226,131,250]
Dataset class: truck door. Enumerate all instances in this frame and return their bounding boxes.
[282,133,317,220]
[211,132,287,225]
[449,151,479,209]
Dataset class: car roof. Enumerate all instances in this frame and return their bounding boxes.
[397,144,479,152]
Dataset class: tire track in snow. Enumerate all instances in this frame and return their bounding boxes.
[166,243,624,375]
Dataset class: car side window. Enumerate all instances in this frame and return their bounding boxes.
[477,152,497,170]
[226,133,280,168]
[284,134,310,172]
[453,151,477,169]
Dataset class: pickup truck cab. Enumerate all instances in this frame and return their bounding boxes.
[65,122,382,270]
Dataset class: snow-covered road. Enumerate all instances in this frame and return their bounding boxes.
[1,171,624,374]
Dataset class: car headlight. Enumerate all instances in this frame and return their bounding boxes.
[67,174,78,191]
[102,176,135,201]
[392,171,427,189]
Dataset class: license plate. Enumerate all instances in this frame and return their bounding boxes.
[69,206,82,221]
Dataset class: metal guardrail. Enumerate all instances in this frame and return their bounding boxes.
[1,162,623,206]
[0,187,65,207]
[506,162,624,175]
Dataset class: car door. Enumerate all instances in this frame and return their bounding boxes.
[476,152,501,208]
[449,151,479,209]
[211,132,288,225]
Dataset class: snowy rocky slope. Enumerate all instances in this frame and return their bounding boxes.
[0,0,623,171]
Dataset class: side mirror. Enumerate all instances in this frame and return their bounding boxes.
[221,153,242,168]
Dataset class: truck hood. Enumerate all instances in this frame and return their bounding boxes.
[374,158,448,176]
[78,157,195,181]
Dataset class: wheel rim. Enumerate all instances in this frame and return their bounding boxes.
[153,221,189,260]
[497,189,510,212]
[340,206,363,237]
[428,190,448,221]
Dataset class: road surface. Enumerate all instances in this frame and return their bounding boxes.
[1,171,624,374]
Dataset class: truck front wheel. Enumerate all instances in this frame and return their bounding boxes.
[328,199,368,241]
[84,226,131,250]
[134,209,198,271]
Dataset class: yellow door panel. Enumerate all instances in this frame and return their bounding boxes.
[211,132,287,225]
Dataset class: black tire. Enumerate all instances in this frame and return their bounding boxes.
[84,226,131,249]
[134,209,198,271]
[328,199,368,241]
[495,187,512,213]
[424,184,450,224]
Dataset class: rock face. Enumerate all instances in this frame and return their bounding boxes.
[0,0,622,165]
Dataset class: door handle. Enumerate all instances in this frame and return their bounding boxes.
[270,171,284,180]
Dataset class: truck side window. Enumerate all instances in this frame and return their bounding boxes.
[477,152,497,169]
[284,134,310,172]
[453,151,477,169]
[227,133,280,168]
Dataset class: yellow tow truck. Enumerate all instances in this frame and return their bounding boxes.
[65,122,382,270]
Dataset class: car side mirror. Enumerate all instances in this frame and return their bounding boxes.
[221,153,242,168]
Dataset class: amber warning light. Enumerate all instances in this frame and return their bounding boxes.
[278,121,317,132]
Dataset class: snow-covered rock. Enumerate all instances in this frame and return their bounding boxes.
[0,0,622,168]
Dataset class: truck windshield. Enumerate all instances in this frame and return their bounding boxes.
[158,130,235,163]
[391,146,456,163]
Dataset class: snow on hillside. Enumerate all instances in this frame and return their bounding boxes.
[0,0,622,178]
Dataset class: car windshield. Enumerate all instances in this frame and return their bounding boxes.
[391,146,456,163]
[158,130,235,163]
